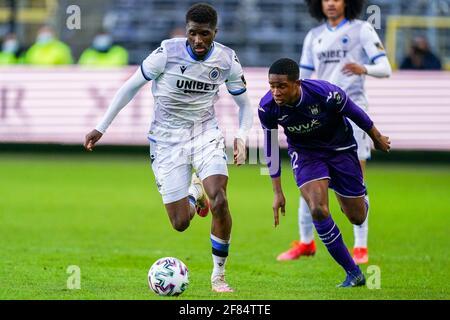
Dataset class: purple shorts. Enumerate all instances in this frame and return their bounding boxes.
[288,148,366,198]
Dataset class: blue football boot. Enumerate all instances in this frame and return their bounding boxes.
[337,267,366,288]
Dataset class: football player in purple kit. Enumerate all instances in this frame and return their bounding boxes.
[259,58,390,287]
[277,0,392,264]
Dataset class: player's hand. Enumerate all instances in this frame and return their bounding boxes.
[342,63,367,76]
[272,192,286,227]
[84,129,103,152]
[374,134,391,153]
[233,137,246,166]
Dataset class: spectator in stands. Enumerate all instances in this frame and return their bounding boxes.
[400,36,442,70]
[24,25,73,65]
[78,31,128,67]
[0,33,25,65]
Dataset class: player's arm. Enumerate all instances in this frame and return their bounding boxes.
[259,106,285,227]
[299,31,315,79]
[84,45,167,151]
[227,53,253,165]
[342,23,392,78]
[84,69,148,151]
[333,89,391,152]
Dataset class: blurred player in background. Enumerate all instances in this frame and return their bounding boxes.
[84,3,253,293]
[260,58,390,287]
[277,0,392,264]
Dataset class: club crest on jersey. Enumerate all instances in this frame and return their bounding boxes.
[341,35,350,46]
[308,104,320,115]
[209,67,221,81]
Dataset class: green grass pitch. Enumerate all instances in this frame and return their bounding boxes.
[0,153,449,300]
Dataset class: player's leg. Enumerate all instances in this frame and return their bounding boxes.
[164,198,194,232]
[334,193,367,226]
[353,159,369,263]
[277,150,318,261]
[189,172,210,218]
[322,149,367,287]
[289,150,363,287]
[149,139,196,232]
[352,122,371,264]
[193,127,233,292]
[276,195,316,261]
[301,179,363,287]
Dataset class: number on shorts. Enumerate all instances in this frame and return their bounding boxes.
[290,151,299,170]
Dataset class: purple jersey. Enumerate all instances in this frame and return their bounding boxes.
[259,79,373,151]
[259,79,374,178]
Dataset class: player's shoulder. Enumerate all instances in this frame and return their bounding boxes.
[301,79,340,98]
[159,38,187,53]
[354,19,377,34]
[349,19,366,27]
[213,41,234,55]
[259,90,275,112]
[212,41,236,63]
[307,23,327,36]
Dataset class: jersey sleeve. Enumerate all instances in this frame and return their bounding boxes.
[360,22,387,63]
[299,31,315,72]
[258,101,280,178]
[226,52,247,96]
[323,81,374,131]
[258,103,277,130]
[324,83,349,113]
[141,44,168,81]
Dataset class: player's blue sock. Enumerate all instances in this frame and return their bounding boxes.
[210,234,229,278]
[188,195,196,208]
[313,215,358,274]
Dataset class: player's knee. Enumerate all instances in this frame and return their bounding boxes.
[170,216,190,232]
[210,189,228,216]
[349,212,366,226]
[310,205,329,222]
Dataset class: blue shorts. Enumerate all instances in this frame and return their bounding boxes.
[288,148,366,198]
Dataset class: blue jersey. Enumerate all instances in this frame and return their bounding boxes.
[258,79,373,153]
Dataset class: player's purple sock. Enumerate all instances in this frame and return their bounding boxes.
[313,215,358,273]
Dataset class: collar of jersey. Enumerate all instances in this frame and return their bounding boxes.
[326,18,348,32]
[186,41,215,61]
[283,90,303,108]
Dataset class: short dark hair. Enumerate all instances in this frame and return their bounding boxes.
[305,0,365,21]
[186,3,218,28]
[269,58,300,81]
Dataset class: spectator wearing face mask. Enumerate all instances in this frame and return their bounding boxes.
[24,26,73,65]
[78,32,128,67]
[0,33,25,65]
[400,36,442,70]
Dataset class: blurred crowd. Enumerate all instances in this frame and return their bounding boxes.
[0,25,128,67]
[0,25,444,70]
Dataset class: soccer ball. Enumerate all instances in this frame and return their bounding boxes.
[148,257,189,296]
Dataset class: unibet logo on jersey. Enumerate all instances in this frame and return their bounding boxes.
[140,38,247,137]
[300,19,387,109]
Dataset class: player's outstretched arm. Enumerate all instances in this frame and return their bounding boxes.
[83,68,148,152]
[271,177,286,227]
[336,94,391,153]
[368,125,391,153]
[231,92,253,166]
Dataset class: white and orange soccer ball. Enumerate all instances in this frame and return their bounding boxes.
[148,257,189,296]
